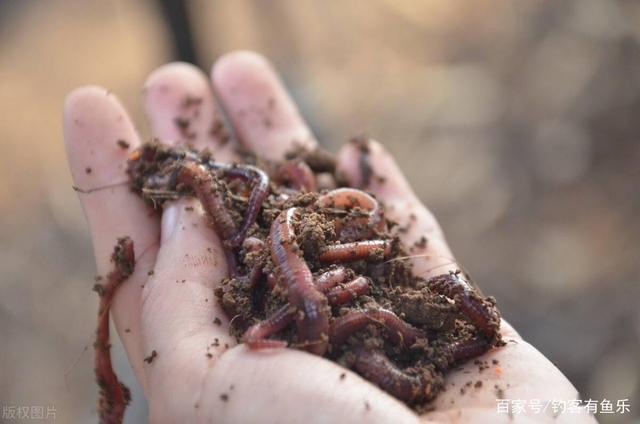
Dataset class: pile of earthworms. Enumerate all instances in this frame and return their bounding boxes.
[93,139,503,423]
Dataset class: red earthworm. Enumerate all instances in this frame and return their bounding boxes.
[176,161,238,241]
[266,272,279,290]
[275,160,317,191]
[352,348,436,403]
[316,188,386,236]
[129,144,269,248]
[289,146,337,173]
[208,162,270,247]
[243,275,368,349]
[269,207,330,355]
[266,266,351,291]
[329,308,425,348]
[325,276,370,305]
[93,237,134,424]
[447,337,490,363]
[176,161,240,274]
[427,273,500,340]
[241,304,292,349]
[242,236,266,288]
[318,240,392,264]
[242,236,265,252]
[246,261,265,289]
[314,266,352,292]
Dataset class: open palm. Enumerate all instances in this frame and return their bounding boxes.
[64,51,594,423]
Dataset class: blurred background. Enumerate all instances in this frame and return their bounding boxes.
[1,0,639,422]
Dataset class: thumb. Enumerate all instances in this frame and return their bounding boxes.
[140,198,235,418]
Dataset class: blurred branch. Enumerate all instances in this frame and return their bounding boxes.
[155,0,199,65]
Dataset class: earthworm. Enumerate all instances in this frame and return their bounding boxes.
[175,161,241,274]
[242,237,266,288]
[246,261,265,289]
[93,237,134,424]
[275,160,317,191]
[314,266,352,292]
[128,144,269,248]
[447,337,490,363]
[208,162,270,247]
[329,308,425,348]
[269,207,330,355]
[318,240,392,263]
[289,146,336,173]
[266,272,279,290]
[242,275,369,349]
[241,304,292,349]
[242,236,265,253]
[266,266,351,291]
[427,273,500,339]
[325,276,371,305]
[316,188,386,239]
[352,348,435,404]
[176,161,238,241]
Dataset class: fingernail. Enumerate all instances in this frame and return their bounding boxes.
[161,201,181,242]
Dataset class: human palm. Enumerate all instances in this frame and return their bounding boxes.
[64,51,594,423]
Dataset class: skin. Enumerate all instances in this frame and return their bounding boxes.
[63,51,596,423]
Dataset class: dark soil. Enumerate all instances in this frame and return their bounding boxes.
[126,139,503,411]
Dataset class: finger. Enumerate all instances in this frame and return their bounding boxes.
[140,198,235,402]
[336,139,456,278]
[63,86,160,388]
[143,62,237,162]
[212,50,317,161]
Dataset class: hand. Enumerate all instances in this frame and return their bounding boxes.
[64,51,594,423]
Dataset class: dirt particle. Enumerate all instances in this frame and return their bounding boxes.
[85,166,92,174]
[183,96,203,108]
[414,236,428,249]
[474,381,482,388]
[143,350,157,364]
[220,393,229,402]
[375,175,386,184]
[124,328,131,333]
[213,317,222,325]
[116,139,130,150]
[174,117,190,130]
[339,372,346,380]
